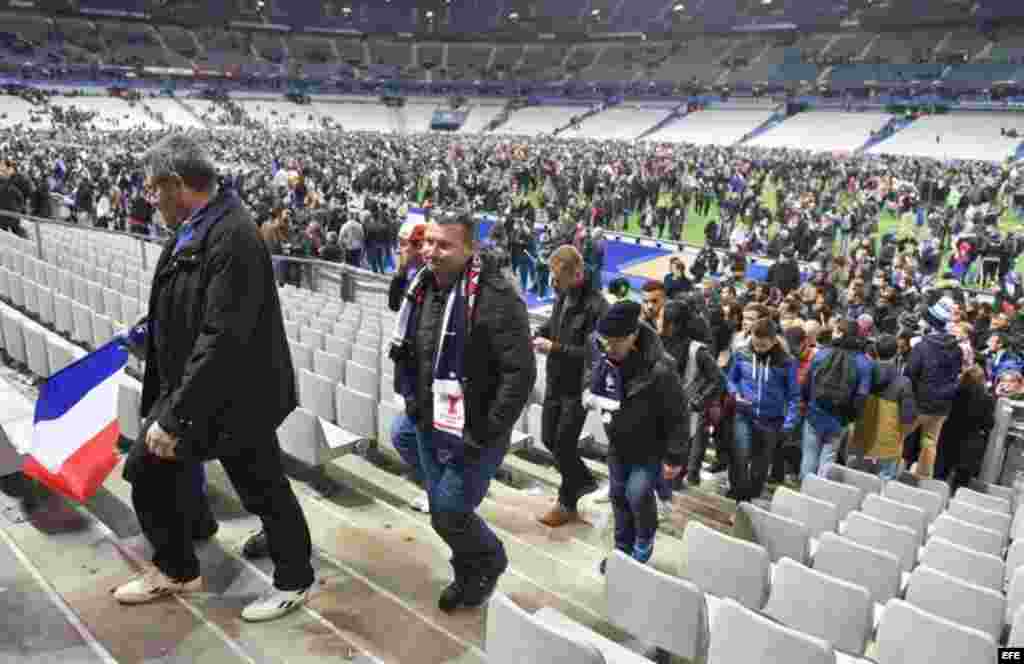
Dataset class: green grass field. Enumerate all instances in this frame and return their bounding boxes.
[616,182,1024,273]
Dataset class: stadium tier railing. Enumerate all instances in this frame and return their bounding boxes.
[0,210,399,311]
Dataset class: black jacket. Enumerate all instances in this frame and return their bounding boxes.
[584,323,689,466]
[535,279,608,397]
[138,189,297,460]
[906,332,963,416]
[768,257,801,295]
[394,258,537,454]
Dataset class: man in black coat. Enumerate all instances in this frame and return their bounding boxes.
[391,212,535,613]
[114,134,314,623]
[532,245,607,527]
[768,248,801,295]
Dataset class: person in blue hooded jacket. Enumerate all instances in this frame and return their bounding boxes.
[800,319,875,481]
[726,318,800,501]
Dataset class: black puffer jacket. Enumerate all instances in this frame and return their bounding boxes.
[137,189,297,460]
[535,278,608,397]
[395,257,537,454]
[583,323,689,466]
[906,332,964,416]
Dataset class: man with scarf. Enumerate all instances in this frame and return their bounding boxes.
[390,212,535,613]
[532,245,606,527]
[582,302,688,573]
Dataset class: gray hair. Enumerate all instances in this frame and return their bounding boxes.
[140,133,217,193]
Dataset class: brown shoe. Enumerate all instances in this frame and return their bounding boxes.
[537,504,578,527]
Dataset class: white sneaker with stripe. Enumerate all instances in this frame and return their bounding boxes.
[241,585,312,622]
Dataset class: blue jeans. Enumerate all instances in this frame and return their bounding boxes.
[655,472,672,502]
[392,413,423,485]
[415,427,508,576]
[608,456,660,563]
[878,458,902,480]
[366,244,386,274]
[800,420,840,481]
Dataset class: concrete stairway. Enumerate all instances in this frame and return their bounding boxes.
[0,277,739,663]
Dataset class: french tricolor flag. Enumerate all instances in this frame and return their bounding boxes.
[22,341,128,503]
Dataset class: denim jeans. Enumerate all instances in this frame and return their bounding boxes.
[730,413,782,501]
[415,427,508,577]
[800,420,840,481]
[878,458,902,481]
[391,413,423,485]
[608,456,660,563]
[366,244,386,274]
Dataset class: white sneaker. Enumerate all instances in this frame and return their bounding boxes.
[410,491,429,513]
[590,484,611,504]
[656,496,673,522]
[241,586,311,622]
[113,568,202,605]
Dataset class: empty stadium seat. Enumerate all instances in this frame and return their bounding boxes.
[771,486,839,540]
[920,536,1004,594]
[22,323,49,378]
[681,521,770,612]
[117,382,142,441]
[842,511,919,573]
[298,369,337,424]
[706,598,836,664]
[485,593,604,664]
[763,557,873,656]
[826,464,884,497]
[930,514,1004,558]
[875,599,997,664]
[1,309,26,364]
[345,361,379,402]
[802,474,864,522]
[904,565,1005,643]
[946,500,1011,544]
[813,531,902,606]
[954,487,1012,514]
[884,480,944,525]
[862,493,928,546]
[734,502,810,565]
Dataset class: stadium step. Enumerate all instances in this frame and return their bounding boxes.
[94,459,478,664]
[322,454,622,625]
[0,519,111,663]
[0,487,258,664]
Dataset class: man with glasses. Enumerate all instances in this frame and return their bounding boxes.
[114,134,314,623]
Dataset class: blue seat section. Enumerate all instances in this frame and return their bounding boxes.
[830,64,945,84]
[944,64,1024,84]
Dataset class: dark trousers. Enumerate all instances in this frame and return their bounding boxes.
[345,248,363,268]
[730,413,782,501]
[541,395,595,511]
[415,427,508,580]
[687,415,709,476]
[129,430,314,591]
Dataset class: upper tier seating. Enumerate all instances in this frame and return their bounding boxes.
[645,108,776,146]
[563,106,668,141]
[746,112,894,153]
[866,112,1024,162]
[491,106,583,136]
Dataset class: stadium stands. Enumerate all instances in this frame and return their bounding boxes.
[564,105,670,141]
[747,112,894,153]
[646,107,778,146]
[491,105,585,136]
[866,112,1024,161]
[4,200,1024,661]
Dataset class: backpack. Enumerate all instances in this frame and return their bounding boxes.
[811,349,859,421]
